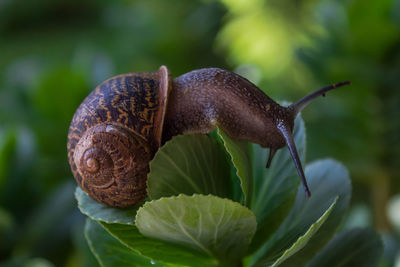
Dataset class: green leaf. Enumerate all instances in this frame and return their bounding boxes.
[251,159,351,266]
[249,114,306,251]
[75,187,139,225]
[307,228,383,267]
[147,134,232,200]
[136,194,257,265]
[100,221,216,267]
[85,218,162,267]
[71,217,100,267]
[217,128,253,206]
[271,197,337,267]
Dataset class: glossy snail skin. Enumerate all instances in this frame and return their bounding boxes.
[67,65,349,207]
[162,68,291,148]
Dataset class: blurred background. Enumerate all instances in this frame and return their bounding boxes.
[0,0,399,266]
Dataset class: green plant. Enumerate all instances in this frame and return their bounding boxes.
[76,115,382,266]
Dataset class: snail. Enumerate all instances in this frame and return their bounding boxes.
[67,66,350,207]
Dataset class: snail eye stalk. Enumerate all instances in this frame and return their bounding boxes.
[277,121,311,198]
[290,81,351,115]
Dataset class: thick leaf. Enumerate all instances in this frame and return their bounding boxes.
[100,221,216,267]
[75,187,139,225]
[72,216,100,267]
[252,159,351,266]
[85,218,162,267]
[147,134,231,200]
[136,194,257,265]
[307,228,383,267]
[217,128,253,206]
[271,198,337,267]
[249,114,306,251]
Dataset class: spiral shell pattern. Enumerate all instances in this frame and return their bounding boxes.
[73,124,151,206]
[67,66,170,207]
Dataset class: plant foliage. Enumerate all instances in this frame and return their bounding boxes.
[76,115,382,266]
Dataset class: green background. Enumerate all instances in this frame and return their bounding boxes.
[0,0,399,266]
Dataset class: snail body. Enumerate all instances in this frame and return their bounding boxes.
[67,66,349,207]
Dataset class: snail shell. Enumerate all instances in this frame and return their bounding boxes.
[68,64,350,207]
[67,66,170,207]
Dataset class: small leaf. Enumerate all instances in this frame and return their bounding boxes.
[100,221,216,267]
[147,135,232,200]
[307,228,383,267]
[271,197,337,267]
[85,218,162,267]
[251,159,351,266]
[217,128,253,205]
[136,194,257,264]
[75,187,139,225]
[249,115,306,251]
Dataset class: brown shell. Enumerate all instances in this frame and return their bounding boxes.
[67,66,171,207]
